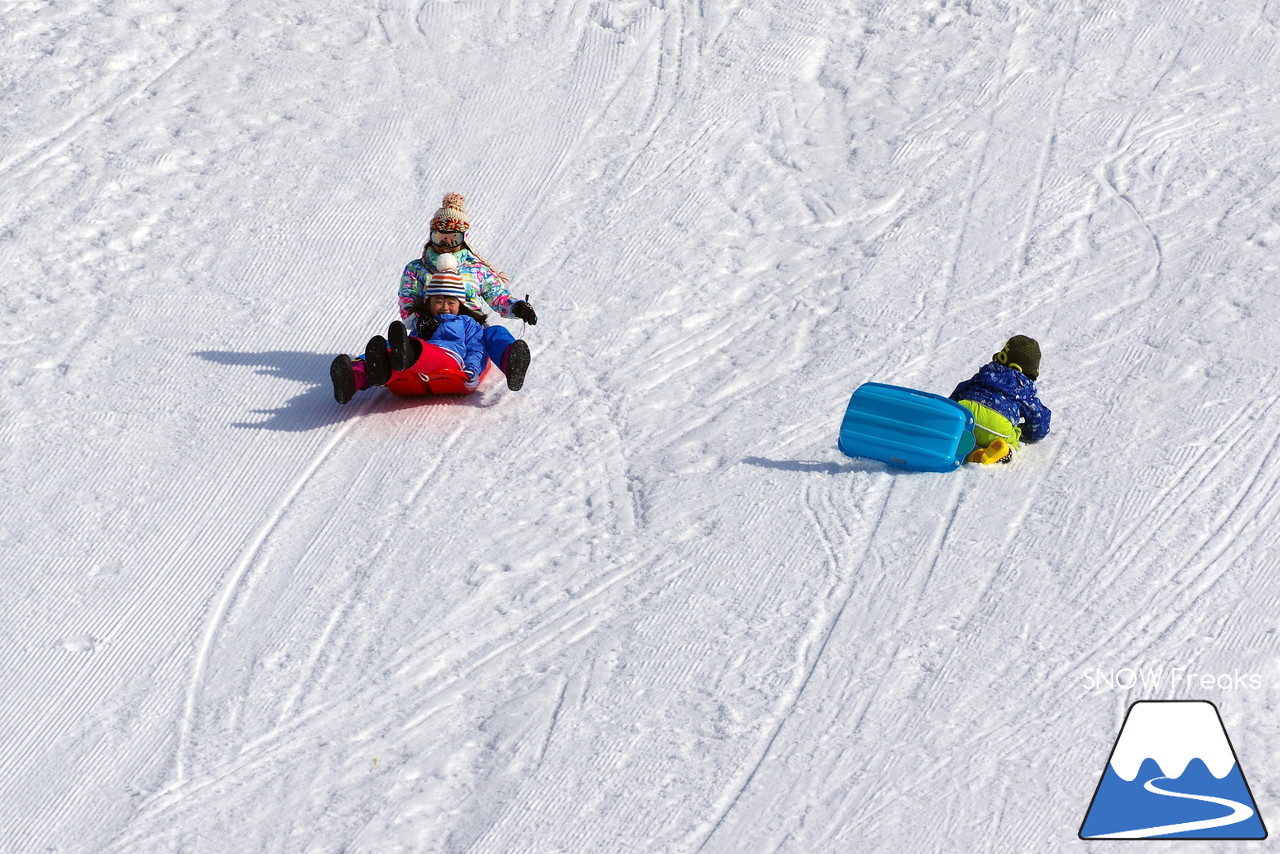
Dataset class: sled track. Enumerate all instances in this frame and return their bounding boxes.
[173,407,369,782]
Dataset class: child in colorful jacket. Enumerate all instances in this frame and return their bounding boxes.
[400,193,538,376]
[949,335,1051,463]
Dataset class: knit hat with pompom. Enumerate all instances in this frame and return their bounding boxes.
[424,254,466,299]
[430,193,470,232]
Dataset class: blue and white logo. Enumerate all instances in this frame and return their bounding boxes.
[1080,701,1266,839]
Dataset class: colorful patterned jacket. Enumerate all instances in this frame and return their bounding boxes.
[949,362,1051,442]
[398,246,519,328]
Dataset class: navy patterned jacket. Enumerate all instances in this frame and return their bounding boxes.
[949,362,1051,441]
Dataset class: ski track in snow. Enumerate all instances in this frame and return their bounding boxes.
[5,0,1280,851]
[174,406,372,782]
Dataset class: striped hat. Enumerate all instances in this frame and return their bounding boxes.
[425,269,467,300]
[430,192,470,232]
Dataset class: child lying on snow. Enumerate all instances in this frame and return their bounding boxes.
[949,335,1051,464]
[329,255,531,403]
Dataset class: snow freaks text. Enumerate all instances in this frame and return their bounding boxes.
[1083,666,1263,693]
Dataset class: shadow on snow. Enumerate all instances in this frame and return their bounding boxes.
[742,456,885,475]
[195,350,488,432]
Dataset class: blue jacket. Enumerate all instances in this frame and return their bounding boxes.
[424,314,486,385]
[950,362,1051,442]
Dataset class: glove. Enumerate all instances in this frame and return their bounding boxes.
[512,300,538,325]
[415,315,440,340]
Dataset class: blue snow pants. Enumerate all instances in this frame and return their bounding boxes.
[482,325,516,372]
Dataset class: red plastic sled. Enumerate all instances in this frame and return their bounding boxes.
[384,342,489,396]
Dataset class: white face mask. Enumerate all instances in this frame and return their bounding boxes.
[431,230,464,250]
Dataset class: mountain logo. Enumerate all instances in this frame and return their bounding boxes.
[1080,700,1266,839]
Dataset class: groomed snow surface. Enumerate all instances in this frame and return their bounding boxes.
[4,1,1280,851]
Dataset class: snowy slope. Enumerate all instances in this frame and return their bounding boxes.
[3,0,1280,851]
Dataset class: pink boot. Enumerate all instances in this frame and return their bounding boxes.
[330,355,371,405]
[352,358,370,391]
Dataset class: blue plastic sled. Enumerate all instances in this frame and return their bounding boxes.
[837,382,976,472]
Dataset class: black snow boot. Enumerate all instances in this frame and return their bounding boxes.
[503,339,531,391]
[389,320,422,372]
[364,335,391,386]
[330,354,357,405]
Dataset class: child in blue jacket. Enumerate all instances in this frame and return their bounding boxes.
[388,268,491,390]
[949,335,1051,463]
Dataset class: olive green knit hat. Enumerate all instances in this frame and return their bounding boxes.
[994,335,1041,380]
